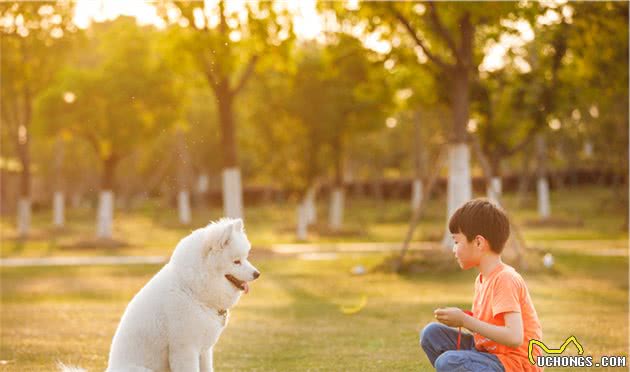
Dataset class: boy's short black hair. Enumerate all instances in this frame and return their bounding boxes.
[448,199,510,254]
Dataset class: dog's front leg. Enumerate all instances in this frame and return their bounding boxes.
[200,347,213,372]
[169,347,200,372]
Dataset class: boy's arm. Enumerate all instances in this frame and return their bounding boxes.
[434,308,524,348]
[464,311,524,348]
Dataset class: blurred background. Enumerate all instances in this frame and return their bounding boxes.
[1,1,628,371]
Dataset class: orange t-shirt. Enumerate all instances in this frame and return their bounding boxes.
[472,262,543,372]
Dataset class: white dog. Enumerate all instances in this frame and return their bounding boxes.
[61,218,259,372]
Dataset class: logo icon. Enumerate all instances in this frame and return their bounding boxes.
[528,336,584,365]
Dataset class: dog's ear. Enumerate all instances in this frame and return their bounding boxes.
[232,218,244,233]
[218,222,234,248]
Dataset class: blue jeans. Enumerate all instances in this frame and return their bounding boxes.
[420,322,505,372]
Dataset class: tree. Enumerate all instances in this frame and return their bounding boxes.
[334,1,519,246]
[564,2,628,190]
[35,17,179,238]
[1,1,76,237]
[156,0,293,219]
[470,12,569,208]
[284,35,391,232]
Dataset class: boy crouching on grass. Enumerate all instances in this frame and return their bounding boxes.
[420,199,543,372]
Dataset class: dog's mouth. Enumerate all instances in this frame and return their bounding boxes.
[225,274,249,294]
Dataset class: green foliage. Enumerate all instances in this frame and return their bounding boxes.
[155,0,296,168]
[555,2,628,175]
[241,34,393,194]
[0,1,78,159]
[34,17,180,177]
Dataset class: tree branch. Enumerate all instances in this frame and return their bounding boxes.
[232,54,259,95]
[387,3,452,71]
[199,53,219,93]
[470,132,494,180]
[504,121,544,157]
[426,2,459,62]
[458,11,474,69]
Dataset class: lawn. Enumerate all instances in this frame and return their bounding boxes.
[1,246,628,371]
[0,185,628,371]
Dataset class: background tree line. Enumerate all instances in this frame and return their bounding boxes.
[1,1,627,240]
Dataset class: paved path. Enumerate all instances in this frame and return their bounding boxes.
[0,255,168,267]
[0,241,626,267]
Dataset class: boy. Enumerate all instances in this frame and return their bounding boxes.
[420,199,542,372]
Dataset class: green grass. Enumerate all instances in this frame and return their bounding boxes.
[0,246,627,371]
[0,185,627,258]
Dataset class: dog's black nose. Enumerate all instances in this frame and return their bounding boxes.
[253,271,260,280]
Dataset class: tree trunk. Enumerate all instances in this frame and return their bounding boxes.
[329,187,344,231]
[222,167,243,219]
[15,38,33,238]
[17,198,30,238]
[53,192,65,228]
[471,134,500,205]
[442,45,473,247]
[397,147,447,271]
[329,137,345,230]
[218,89,243,219]
[296,180,321,240]
[16,126,31,238]
[176,129,192,225]
[411,179,423,211]
[178,190,192,225]
[411,112,424,211]
[516,147,533,207]
[488,177,502,206]
[487,155,502,206]
[536,134,551,219]
[97,157,117,238]
[296,202,308,241]
[304,182,318,225]
[442,65,472,247]
[442,143,473,247]
[53,138,65,228]
[97,191,114,239]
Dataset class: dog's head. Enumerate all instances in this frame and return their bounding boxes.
[171,218,260,309]
[206,218,260,294]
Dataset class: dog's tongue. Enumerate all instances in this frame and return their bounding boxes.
[243,282,249,294]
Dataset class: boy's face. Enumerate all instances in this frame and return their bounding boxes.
[452,232,481,269]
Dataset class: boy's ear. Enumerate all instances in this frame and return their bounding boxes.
[474,235,483,249]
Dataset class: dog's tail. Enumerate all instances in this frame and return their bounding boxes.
[57,361,87,372]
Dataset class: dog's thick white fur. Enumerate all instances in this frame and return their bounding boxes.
[61,218,259,372]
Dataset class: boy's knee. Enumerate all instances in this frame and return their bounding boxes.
[434,351,463,371]
[419,322,443,348]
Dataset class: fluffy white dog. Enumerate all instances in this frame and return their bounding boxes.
[62,218,259,372]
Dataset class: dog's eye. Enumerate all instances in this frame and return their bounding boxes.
[233,260,241,265]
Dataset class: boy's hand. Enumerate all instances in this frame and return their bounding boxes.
[434,307,468,327]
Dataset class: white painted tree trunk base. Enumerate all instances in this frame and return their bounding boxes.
[17,198,31,238]
[329,188,345,231]
[197,173,209,194]
[296,203,308,241]
[411,179,423,211]
[537,177,551,219]
[304,186,317,225]
[97,191,114,239]
[487,177,502,206]
[222,167,243,219]
[178,190,192,225]
[442,144,472,248]
[53,192,65,227]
